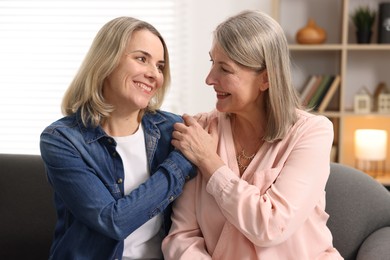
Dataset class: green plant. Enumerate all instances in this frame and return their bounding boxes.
[351,6,376,31]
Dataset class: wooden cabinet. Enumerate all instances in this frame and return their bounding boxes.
[271,0,390,175]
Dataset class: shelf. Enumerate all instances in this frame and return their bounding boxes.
[375,176,390,187]
[275,0,390,168]
[346,44,390,50]
[363,171,390,186]
[289,44,343,51]
[290,44,390,51]
[341,112,390,117]
[320,111,341,118]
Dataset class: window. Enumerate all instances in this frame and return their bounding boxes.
[0,0,188,154]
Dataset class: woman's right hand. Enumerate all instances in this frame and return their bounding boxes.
[172,114,224,180]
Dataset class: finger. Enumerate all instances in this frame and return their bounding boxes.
[193,113,208,128]
[171,139,180,149]
[193,113,202,121]
[182,114,198,126]
[172,130,182,140]
[173,122,187,131]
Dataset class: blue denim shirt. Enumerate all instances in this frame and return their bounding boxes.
[40,110,196,260]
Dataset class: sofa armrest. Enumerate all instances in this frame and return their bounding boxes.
[357,227,390,260]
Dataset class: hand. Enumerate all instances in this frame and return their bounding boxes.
[193,112,209,128]
[172,114,224,179]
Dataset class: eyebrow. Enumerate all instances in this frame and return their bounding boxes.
[129,50,165,65]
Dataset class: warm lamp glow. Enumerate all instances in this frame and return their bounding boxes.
[354,129,388,161]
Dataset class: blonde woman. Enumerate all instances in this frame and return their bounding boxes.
[163,10,342,259]
[40,17,195,259]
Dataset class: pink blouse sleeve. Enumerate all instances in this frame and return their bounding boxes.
[206,115,334,247]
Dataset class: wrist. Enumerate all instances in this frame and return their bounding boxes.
[198,154,224,181]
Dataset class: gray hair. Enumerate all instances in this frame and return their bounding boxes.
[214,10,300,141]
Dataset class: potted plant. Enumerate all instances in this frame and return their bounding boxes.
[351,6,376,44]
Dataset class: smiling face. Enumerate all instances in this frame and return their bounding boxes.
[103,29,165,114]
[205,41,268,116]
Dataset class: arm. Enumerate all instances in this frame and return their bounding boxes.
[162,176,212,260]
[206,116,334,246]
[40,130,196,241]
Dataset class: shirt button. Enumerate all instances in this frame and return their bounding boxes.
[112,151,117,157]
[117,178,123,184]
[169,196,174,202]
[107,138,113,144]
[185,175,191,181]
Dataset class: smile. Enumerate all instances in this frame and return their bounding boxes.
[135,82,153,92]
[216,91,230,97]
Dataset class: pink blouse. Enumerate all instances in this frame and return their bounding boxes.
[162,109,343,260]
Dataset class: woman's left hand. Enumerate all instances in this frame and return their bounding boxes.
[172,114,224,179]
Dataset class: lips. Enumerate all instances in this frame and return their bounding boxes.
[216,91,230,98]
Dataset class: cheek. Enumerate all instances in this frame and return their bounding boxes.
[107,68,125,86]
[157,74,165,88]
[224,76,240,90]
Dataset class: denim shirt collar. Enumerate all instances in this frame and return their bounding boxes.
[75,110,166,145]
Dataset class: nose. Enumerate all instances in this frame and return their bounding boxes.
[205,69,215,86]
[145,64,159,80]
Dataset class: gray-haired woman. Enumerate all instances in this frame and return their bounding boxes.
[163,10,342,260]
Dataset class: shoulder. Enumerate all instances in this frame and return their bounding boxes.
[144,110,183,124]
[157,110,183,123]
[296,109,333,130]
[193,109,221,127]
[41,114,78,135]
[142,110,183,136]
[289,109,334,139]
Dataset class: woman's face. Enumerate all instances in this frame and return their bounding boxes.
[205,41,267,115]
[103,29,165,113]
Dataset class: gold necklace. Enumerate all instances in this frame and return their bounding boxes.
[232,116,261,172]
[236,149,256,171]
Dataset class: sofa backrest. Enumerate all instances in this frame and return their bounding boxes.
[326,163,390,260]
[0,153,56,259]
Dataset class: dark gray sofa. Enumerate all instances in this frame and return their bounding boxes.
[0,154,56,260]
[0,154,389,259]
[326,163,390,260]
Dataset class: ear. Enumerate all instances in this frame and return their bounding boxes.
[258,69,269,91]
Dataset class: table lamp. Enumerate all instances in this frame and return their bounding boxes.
[354,129,387,176]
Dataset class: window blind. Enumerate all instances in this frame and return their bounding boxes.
[0,0,188,154]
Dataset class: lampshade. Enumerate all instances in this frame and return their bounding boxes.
[354,129,388,161]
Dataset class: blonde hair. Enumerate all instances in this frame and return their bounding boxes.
[61,16,171,127]
[214,10,301,142]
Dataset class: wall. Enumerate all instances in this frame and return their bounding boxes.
[0,0,272,154]
[183,0,272,115]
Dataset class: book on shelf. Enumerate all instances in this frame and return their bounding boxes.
[330,145,337,162]
[300,75,317,102]
[317,75,341,112]
[307,75,334,109]
[301,75,323,107]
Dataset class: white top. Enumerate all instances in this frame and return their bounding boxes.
[113,124,163,260]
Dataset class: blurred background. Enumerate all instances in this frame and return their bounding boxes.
[0,0,271,154]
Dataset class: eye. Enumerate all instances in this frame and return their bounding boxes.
[157,64,165,73]
[221,66,231,73]
[136,56,147,63]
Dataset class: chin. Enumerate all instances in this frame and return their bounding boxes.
[135,98,152,110]
[215,103,230,113]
